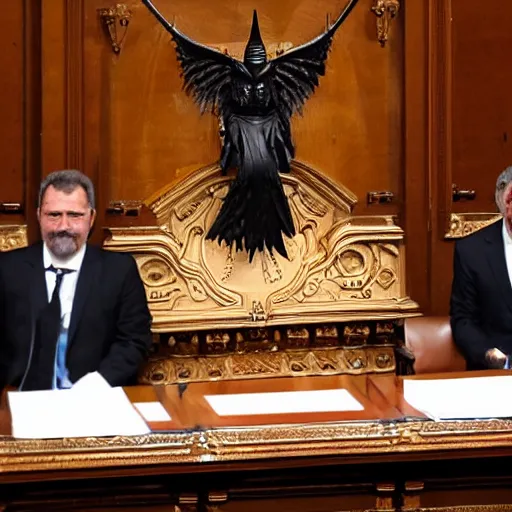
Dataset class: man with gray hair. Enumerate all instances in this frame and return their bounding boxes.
[494,166,512,215]
[0,170,152,390]
[450,165,512,370]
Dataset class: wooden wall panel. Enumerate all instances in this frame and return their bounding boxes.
[0,0,41,240]
[451,0,512,213]
[40,0,67,175]
[403,0,430,313]
[0,0,25,208]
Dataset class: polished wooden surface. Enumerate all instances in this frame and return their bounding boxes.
[164,373,406,428]
[2,370,511,444]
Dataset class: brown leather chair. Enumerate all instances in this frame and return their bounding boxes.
[404,316,467,374]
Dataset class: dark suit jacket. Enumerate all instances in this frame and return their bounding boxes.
[450,219,512,369]
[0,242,152,389]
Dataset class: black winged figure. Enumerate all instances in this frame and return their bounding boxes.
[142,0,359,262]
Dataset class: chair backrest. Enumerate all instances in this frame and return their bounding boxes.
[404,316,467,374]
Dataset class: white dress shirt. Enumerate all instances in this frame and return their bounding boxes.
[42,243,86,329]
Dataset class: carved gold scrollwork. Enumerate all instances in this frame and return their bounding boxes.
[371,0,400,47]
[138,344,397,385]
[445,213,502,239]
[105,161,419,333]
[98,4,132,54]
[0,225,28,252]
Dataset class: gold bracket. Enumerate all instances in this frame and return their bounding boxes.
[98,4,132,54]
[371,0,400,47]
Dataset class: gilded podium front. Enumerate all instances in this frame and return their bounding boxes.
[104,161,420,384]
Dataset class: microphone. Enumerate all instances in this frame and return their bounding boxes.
[485,348,509,369]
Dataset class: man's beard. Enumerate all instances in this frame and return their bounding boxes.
[47,231,79,259]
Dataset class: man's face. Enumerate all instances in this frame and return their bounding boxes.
[504,185,512,233]
[38,185,96,259]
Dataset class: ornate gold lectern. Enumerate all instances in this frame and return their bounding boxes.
[104,161,420,384]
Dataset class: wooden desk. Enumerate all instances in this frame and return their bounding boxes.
[1,371,512,511]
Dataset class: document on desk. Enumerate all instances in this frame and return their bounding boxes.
[8,373,151,439]
[403,375,512,420]
[205,389,364,416]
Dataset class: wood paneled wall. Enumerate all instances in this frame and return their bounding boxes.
[0,0,41,237]
[1,0,511,316]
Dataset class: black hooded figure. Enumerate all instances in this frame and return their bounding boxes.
[142,0,359,262]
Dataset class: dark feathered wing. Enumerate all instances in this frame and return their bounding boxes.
[268,0,359,120]
[142,0,245,115]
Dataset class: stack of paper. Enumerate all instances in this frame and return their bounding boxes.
[8,372,151,439]
[205,388,364,416]
[403,375,512,420]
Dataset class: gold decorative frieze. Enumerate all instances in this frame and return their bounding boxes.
[104,161,420,333]
[4,417,512,473]
[139,345,396,385]
[0,225,27,252]
[445,213,502,239]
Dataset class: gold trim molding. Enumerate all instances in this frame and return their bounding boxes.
[0,225,28,252]
[445,213,502,239]
[104,161,420,333]
[140,345,396,385]
[2,417,512,473]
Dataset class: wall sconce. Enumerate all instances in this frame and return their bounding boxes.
[98,4,132,54]
[371,0,400,47]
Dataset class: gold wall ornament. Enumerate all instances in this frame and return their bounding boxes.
[0,225,28,252]
[98,4,132,54]
[445,212,502,239]
[104,161,420,334]
[371,0,400,47]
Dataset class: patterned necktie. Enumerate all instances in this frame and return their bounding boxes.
[22,266,75,391]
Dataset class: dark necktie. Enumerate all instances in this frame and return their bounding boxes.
[22,266,75,391]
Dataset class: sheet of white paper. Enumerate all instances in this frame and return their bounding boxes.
[8,385,151,439]
[71,371,110,393]
[403,375,512,420]
[133,401,171,421]
[205,389,364,416]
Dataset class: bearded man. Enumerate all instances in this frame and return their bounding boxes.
[0,170,152,390]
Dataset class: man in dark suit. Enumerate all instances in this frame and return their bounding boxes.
[450,166,512,369]
[0,170,152,390]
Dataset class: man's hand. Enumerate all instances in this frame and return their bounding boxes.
[485,348,509,369]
